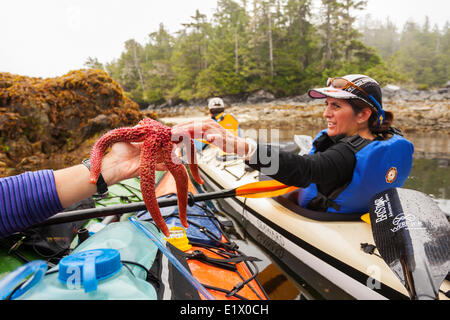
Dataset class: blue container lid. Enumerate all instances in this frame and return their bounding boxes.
[58,249,122,293]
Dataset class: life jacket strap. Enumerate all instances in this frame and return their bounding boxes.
[307,191,342,212]
[307,135,372,212]
[340,135,372,153]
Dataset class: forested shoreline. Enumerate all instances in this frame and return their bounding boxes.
[83,0,449,107]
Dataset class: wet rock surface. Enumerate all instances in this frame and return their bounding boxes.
[0,69,156,177]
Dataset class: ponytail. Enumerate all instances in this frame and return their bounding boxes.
[348,99,395,139]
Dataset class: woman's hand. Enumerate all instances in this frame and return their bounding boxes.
[56,140,172,209]
[172,119,249,157]
[100,142,142,185]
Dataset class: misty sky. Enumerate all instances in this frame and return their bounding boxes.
[1,0,448,78]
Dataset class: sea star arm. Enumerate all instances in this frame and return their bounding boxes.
[139,137,170,236]
[183,136,204,185]
[164,147,190,231]
[89,126,148,184]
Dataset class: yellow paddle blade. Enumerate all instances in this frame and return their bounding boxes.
[361,213,371,224]
[236,180,298,198]
[242,186,299,198]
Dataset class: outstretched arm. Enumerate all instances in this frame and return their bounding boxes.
[0,142,142,239]
[55,142,141,208]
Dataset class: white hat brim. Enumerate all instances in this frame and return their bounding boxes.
[308,87,359,100]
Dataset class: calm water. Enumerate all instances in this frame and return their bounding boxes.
[218,126,450,300]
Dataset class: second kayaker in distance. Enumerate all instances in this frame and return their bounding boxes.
[208,97,241,137]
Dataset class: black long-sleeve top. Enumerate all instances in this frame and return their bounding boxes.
[245,133,357,198]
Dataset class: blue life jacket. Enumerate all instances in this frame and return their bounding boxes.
[298,129,414,214]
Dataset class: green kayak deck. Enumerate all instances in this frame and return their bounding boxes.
[0,172,167,279]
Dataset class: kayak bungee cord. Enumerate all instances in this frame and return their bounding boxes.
[184,243,265,300]
[183,213,267,300]
[142,200,267,300]
[198,202,269,300]
[200,283,249,300]
[128,216,216,300]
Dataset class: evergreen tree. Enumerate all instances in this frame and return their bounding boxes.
[143,24,175,105]
[319,0,342,64]
[170,10,211,101]
[359,15,400,60]
[84,57,104,70]
[340,0,367,61]
[282,0,320,92]
[390,19,446,87]
[103,0,416,105]
[105,39,146,105]
[196,0,250,97]
[247,0,275,89]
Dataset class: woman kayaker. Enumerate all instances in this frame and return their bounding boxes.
[0,142,143,239]
[174,74,415,215]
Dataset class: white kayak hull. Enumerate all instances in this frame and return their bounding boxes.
[196,146,450,300]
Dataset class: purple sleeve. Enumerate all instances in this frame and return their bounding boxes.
[0,170,63,239]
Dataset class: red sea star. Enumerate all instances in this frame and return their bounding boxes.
[89,118,204,236]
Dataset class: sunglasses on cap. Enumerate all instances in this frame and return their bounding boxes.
[327,77,385,126]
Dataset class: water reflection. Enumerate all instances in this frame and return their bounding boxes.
[405,133,450,159]
[403,158,450,214]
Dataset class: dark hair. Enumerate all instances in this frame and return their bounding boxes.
[348,98,394,139]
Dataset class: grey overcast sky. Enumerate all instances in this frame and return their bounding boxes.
[0,0,448,78]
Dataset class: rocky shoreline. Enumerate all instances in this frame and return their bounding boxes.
[0,70,156,177]
[155,84,450,135]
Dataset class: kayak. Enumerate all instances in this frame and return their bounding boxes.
[195,143,450,300]
[137,171,268,300]
[0,170,268,300]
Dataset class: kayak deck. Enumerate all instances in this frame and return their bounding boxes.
[0,169,268,300]
[151,171,268,300]
[196,144,450,300]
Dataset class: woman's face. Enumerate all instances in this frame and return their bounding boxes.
[323,97,359,137]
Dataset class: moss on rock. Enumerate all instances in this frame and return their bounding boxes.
[0,69,157,176]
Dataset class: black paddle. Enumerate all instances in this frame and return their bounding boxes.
[369,188,450,300]
[33,180,297,227]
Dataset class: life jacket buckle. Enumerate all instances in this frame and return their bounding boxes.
[346,136,366,149]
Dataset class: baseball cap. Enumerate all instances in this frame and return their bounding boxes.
[308,74,382,109]
[208,97,224,110]
[308,74,385,125]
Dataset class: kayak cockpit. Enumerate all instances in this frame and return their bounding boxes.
[274,194,364,222]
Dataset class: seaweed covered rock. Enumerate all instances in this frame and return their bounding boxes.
[0,69,156,176]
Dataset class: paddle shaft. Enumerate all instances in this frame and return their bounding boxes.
[34,189,237,227]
